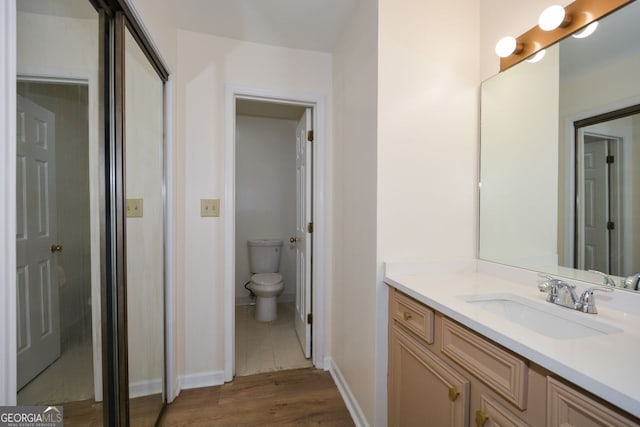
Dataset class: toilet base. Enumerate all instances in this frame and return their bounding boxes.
[255,296,278,322]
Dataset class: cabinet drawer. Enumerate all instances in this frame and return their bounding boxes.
[441,318,528,410]
[547,377,639,427]
[390,289,434,344]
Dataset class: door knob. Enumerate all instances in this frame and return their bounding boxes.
[289,237,297,243]
[50,244,63,253]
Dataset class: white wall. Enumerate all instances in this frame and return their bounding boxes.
[175,29,332,382]
[331,0,378,424]
[235,115,297,304]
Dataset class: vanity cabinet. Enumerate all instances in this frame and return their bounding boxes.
[388,287,639,427]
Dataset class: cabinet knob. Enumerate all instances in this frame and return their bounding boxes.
[475,410,489,426]
[403,311,412,321]
[50,244,63,253]
[448,387,460,402]
[289,237,297,243]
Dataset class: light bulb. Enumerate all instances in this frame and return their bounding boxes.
[539,5,566,31]
[495,36,517,58]
[526,49,546,63]
[572,21,598,39]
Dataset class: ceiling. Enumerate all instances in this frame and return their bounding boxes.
[17,0,359,53]
[172,0,359,52]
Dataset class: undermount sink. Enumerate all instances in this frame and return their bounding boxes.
[460,293,623,339]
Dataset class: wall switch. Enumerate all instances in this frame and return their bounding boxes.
[126,198,143,218]
[201,199,220,217]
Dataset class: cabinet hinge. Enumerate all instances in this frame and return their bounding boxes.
[307,222,313,234]
[606,155,614,164]
[307,130,314,142]
[607,221,615,230]
[307,313,313,325]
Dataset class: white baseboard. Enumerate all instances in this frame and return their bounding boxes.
[178,370,225,390]
[129,378,163,399]
[325,356,369,427]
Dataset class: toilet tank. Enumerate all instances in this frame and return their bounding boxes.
[248,239,283,273]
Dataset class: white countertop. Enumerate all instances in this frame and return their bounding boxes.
[384,260,640,419]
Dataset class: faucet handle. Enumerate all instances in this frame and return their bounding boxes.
[577,286,614,314]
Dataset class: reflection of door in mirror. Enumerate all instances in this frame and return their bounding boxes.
[575,109,640,278]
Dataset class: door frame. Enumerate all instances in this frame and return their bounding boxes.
[561,95,640,269]
[0,0,17,404]
[224,85,326,381]
[17,74,103,402]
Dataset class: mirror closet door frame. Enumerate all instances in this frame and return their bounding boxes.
[98,2,170,425]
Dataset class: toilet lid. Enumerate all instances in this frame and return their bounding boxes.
[252,273,283,286]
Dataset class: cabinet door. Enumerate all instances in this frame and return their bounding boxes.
[547,377,639,427]
[389,324,470,427]
[475,394,529,427]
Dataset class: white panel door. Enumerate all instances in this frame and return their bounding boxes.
[294,108,312,358]
[583,137,609,273]
[16,95,61,390]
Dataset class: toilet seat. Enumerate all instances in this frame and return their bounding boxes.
[251,272,283,286]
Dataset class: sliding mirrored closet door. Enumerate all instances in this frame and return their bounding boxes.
[14,1,169,425]
[124,25,166,426]
[15,1,102,421]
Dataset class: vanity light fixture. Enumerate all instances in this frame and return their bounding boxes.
[498,0,631,71]
[538,5,573,31]
[572,21,598,38]
[526,49,546,63]
[495,36,524,58]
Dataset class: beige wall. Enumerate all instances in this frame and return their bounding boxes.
[175,29,332,380]
[332,0,379,423]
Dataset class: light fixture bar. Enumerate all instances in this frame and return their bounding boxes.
[500,0,631,71]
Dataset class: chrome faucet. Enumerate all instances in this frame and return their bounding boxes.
[624,273,640,290]
[588,270,618,288]
[537,275,578,309]
[537,274,613,314]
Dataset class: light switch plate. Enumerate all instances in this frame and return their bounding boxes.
[201,199,220,217]
[126,198,143,218]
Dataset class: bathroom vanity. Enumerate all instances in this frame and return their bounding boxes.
[385,261,640,427]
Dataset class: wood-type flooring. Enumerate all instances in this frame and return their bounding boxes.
[159,368,355,426]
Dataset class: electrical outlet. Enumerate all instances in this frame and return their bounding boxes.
[201,199,220,217]
[126,198,143,218]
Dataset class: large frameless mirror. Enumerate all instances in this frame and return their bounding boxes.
[480,0,640,291]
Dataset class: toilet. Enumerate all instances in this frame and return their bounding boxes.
[247,239,284,322]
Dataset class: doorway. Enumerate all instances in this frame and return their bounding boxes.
[574,104,640,277]
[234,100,312,376]
[16,80,98,406]
[224,87,327,382]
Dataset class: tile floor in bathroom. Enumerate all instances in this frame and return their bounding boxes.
[18,325,94,405]
[235,302,313,376]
